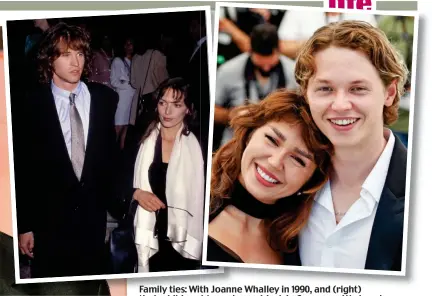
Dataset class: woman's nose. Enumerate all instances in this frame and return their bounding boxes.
[268,149,285,171]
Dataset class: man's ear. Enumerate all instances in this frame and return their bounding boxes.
[384,79,398,107]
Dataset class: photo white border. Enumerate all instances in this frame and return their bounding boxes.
[2,5,224,285]
[202,1,419,277]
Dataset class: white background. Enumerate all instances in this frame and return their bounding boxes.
[128,0,432,295]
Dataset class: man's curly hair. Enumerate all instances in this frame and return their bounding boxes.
[37,22,92,83]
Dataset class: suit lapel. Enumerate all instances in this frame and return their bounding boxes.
[365,136,407,270]
[81,83,98,180]
[41,83,99,182]
[38,85,77,179]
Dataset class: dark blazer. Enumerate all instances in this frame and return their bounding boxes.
[364,135,406,271]
[12,82,124,277]
[284,135,407,271]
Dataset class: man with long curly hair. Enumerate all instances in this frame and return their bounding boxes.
[12,22,124,278]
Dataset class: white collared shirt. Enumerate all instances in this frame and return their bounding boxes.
[51,81,91,159]
[299,130,395,269]
[190,36,207,62]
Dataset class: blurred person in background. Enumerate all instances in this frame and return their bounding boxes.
[277,11,377,59]
[128,35,169,143]
[110,37,136,150]
[218,7,285,66]
[89,34,114,88]
[214,23,297,149]
[24,18,61,90]
[379,15,415,147]
[24,19,51,56]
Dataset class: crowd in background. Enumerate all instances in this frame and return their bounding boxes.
[6,11,209,278]
[9,11,209,154]
[214,8,414,150]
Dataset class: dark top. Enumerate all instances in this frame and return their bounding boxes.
[206,181,302,266]
[0,232,110,295]
[206,236,243,263]
[148,133,169,243]
[146,133,201,272]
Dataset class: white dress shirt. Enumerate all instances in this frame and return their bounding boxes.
[51,81,91,159]
[299,130,395,269]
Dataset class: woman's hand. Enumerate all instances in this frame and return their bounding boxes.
[133,189,166,212]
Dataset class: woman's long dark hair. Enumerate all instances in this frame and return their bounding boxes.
[140,77,196,143]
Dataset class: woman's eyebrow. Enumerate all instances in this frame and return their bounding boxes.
[294,147,313,160]
[271,126,313,160]
[271,126,286,142]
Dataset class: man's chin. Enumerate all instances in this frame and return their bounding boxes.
[63,78,81,84]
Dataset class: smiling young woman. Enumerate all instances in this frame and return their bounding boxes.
[206,89,332,265]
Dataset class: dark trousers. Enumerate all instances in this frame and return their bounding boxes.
[31,236,107,278]
[149,241,199,272]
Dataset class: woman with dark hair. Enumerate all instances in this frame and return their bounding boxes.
[88,34,114,88]
[206,89,332,264]
[127,77,204,272]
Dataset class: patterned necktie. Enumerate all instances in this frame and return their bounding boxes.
[69,92,85,179]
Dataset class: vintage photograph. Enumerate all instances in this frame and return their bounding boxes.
[5,6,219,283]
[205,2,417,275]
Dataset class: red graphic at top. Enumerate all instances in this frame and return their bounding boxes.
[329,0,373,10]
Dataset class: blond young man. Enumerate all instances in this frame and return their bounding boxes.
[292,20,409,271]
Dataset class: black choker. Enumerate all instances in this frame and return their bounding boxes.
[226,181,282,220]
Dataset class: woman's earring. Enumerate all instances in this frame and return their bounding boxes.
[297,191,302,196]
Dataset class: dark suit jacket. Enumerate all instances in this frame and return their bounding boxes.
[12,82,124,276]
[284,135,407,271]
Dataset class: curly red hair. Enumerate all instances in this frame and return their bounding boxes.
[211,89,333,252]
